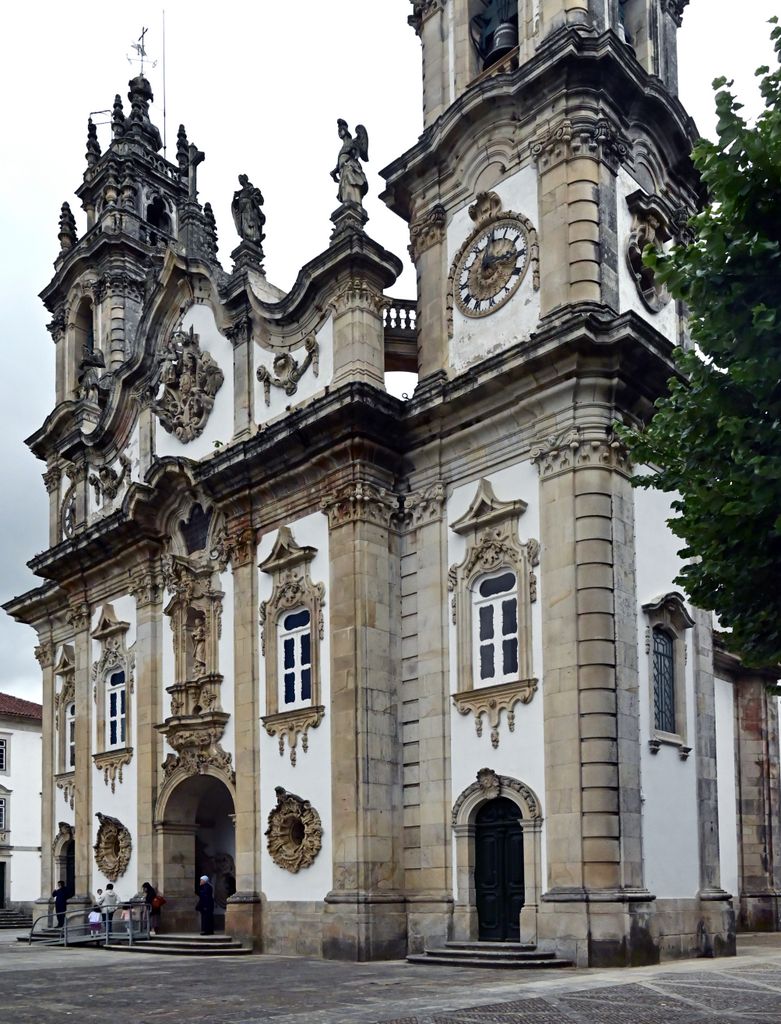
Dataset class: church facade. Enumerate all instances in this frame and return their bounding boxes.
[5,0,781,966]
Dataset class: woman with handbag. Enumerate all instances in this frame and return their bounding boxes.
[142,881,165,935]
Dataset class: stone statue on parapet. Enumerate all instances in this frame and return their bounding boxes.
[231,174,266,249]
[331,120,369,208]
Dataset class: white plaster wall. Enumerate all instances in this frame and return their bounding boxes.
[89,595,138,898]
[1,719,42,901]
[448,167,540,373]
[253,316,334,429]
[634,481,700,898]
[715,676,739,898]
[155,302,234,461]
[218,571,235,760]
[447,462,547,896]
[616,167,678,342]
[257,511,333,900]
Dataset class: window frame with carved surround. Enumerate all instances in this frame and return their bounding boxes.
[259,527,326,764]
[54,645,76,775]
[449,480,538,747]
[0,792,7,832]
[643,592,694,757]
[0,736,7,775]
[91,605,134,757]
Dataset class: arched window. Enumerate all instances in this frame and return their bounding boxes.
[107,670,127,748]
[66,703,76,770]
[652,628,675,734]
[279,608,312,708]
[473,570,519,686]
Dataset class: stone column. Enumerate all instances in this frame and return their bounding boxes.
[409,2,448,129]
[321,480,407,960]
[131,567,164,892]
[34,638,56,901]
[533,428,653,967]
[401,484,453,952]
[408,207,448,383]
[68,599,93,905]
[224,524,264,945]
[735,674,781,931]
[43,466,62,548]
[330,277,386,389]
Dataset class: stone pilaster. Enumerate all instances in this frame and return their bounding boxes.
[401,483,453,951]
[223,523,264,945]
[226,315,254,441]
[67,599,93,902]
[735,674,781,931]
[43,465,62,548]
[408,2,447,128]
[534,428,654,967]
[34,638,56,899]
[131,567,163,891]
[409,207,447,381]
[329,278,386,389]
[321,480,407,960]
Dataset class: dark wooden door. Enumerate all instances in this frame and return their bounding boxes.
[65,840,75,897]
[0,861,5,908]
[475,797,524,941]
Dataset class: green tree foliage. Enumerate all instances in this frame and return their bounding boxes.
[622,20,781,667]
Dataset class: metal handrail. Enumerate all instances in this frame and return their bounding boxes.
[28,901,150,946]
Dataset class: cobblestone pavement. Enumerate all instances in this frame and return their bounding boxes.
[1,931,780,1024]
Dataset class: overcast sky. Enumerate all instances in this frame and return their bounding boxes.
[0,0,776,703]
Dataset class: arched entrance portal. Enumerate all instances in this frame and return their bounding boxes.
[475,797,524,941]
[157,773,236,933]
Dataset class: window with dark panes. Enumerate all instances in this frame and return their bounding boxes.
[652,627,676,733]
[0,739,6,772]
[0,797,5,831]
[279,609,312,706]
[474,571,519,685]
[107,670,127,747]
[66,703,76,769]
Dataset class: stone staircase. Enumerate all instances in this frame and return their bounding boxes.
[407,941,574,969]
[0,909,33,929]
[107,933,251,956]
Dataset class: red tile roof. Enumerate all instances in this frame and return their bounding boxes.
[0,692,43,721]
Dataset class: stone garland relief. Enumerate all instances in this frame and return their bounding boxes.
[625,190,673,313]
[150,324,224,442]
[265,786,323,873]
[93,811,132,881]
[256,335,319,406]
[89,452,131,506]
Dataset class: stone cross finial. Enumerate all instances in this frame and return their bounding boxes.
[86,118,101,167]
[187,142,205,201]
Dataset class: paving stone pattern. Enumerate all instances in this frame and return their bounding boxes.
[2,932,781,1024]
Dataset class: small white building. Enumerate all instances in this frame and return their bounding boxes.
[0,693,42,913]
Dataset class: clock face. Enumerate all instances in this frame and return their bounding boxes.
[454,218,530,318]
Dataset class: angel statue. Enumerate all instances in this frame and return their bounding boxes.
[231,174,265,247]
[331,120,369,207]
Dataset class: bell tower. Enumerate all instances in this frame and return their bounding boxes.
[380,1,732,968]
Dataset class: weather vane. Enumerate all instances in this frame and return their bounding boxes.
[127,26,157,76]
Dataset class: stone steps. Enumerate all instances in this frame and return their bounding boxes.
[106,933,251,956]
[0,911,33,929]
[407,941,574,969]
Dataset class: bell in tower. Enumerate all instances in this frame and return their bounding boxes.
[470,0,519,71]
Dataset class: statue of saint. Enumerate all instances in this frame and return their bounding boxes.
[331,120,369,207]
[231,174,265,246]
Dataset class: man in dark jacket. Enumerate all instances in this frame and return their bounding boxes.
[52,880,68,928]
[196,875,215,935]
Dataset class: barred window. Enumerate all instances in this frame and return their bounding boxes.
[0,738,6,772]
[652,628,676,734]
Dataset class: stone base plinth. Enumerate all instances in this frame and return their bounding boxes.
[406,896,453,954]
[262,900,323,957]
[739,893,781,933]
[226,892,263,948]
[322,892,407,961]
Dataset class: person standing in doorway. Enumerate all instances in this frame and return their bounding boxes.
[196,874,214,935]
[52,880,68,929]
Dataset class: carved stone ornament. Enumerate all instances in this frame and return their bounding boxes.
[530,117,630,172]
[256,335,319,406]
[93,811,132,881]
[451,769,541,825]
[321,480,397,528]
[408,0,443,33]
[60,484,78,540]
[661,0,690,26]
[43,465,62,494]
[329,277,386,318]
[262,705,326,766]
[34,640,54,669]
[626,190,673,313]
[453,678,538,748]
[56,773,75,810]
[52,821,75,855]
[402,482,446,527]
[89,453,131,506]
[265,786,323,873]
[67,600,91,632]
[530,426,630,478]
[93,748,133,792]
[150,324,224,442]
[408,204,446,262]
[210,524,257,571]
